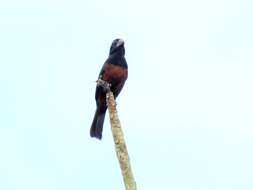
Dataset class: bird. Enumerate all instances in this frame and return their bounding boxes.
[90,38,128,140]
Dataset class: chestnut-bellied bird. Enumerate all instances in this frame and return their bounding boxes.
[90,39,128,140]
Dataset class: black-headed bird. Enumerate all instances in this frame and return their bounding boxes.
[90,39,128,140]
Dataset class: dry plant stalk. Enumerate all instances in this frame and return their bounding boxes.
[106,91,137,190]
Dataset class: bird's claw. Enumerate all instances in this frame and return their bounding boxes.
[96,79,111,92]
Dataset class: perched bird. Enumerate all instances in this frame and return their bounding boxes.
[90,39,128,140]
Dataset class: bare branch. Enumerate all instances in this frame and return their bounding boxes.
[106,91,137,190]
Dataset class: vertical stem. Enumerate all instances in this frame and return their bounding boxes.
[106,92,137,190]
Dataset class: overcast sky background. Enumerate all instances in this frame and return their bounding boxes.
[0,0,253,189]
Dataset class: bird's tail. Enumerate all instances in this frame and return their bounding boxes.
[90,107,107,140]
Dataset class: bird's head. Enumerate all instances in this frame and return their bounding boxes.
[109,38,125,56]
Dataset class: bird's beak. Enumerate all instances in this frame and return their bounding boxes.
[116,39,124,47]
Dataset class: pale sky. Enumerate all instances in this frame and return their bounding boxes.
[0,0,253,190]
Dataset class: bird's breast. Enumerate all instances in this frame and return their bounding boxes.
[102,63,128,83]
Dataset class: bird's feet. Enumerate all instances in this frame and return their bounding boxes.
[96,79,111,92]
